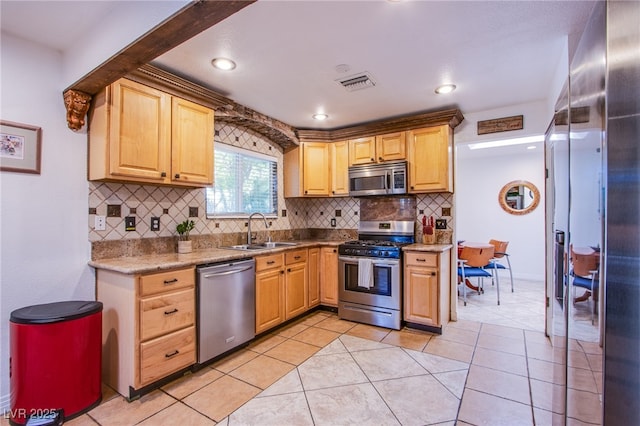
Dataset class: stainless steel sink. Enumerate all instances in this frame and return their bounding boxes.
[258,241,297,248]
[224,242,298,251]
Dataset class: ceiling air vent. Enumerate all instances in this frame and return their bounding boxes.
[336,72,376,92]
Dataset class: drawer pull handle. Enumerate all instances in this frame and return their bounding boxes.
[164,278,178,285]
[165,350,180,358]
[417,258,426,262]
[294,256,301,260]
[267,260,276,265]
[164,308,179,315]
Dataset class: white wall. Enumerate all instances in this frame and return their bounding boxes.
[454,101,548,281]
[0,34,92,411]
[456,147,545,280]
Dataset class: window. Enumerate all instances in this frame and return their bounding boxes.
[206,143,278,218]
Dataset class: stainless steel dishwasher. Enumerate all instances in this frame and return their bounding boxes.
[196,258,255,364]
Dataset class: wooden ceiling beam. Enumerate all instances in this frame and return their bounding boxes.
[63,0,255,130]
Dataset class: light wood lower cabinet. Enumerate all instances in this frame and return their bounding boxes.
[255,249,309,334]
[255,253,285,334]
[308,247,321,307]
[97,266,196,398]
[320,246,339,306]
[403,250,451,329]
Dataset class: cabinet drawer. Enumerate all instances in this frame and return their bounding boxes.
[405,252,438,268]
[256,253,284,271]
[139,267,194,297]
[285,249,307,264]
[140,289,195,341]
[139,326,195,385]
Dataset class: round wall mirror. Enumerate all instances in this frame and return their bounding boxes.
[498,180,540,215]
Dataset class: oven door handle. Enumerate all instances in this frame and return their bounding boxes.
[339,255,399,267]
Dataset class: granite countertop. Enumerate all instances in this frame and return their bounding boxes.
[402,243,453,253]
[89,240,343,274]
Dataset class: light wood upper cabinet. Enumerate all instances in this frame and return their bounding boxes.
[284,141,348,197]
[407,125,453,193]
[302,142,330,196]
[89,78,214,187]
[376,132,406,162]
[171,97,214,185]
[330,141,349,196]
[349,132,406,165]
[349,136,377,165]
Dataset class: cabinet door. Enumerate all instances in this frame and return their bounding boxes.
[285,262,308,319]
[171,97,214,186]
[302,142,330,196]
[308,248,320,307]
[376,132,406,162]
[407,125,452,193]
[349,136,376,165]
[109,79,171,181]
[320,247,339,306]
[330,141,349,196]
[255,269,284,334]
[404,266,439,326]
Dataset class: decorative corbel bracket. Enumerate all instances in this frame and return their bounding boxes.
[63,90,92,131]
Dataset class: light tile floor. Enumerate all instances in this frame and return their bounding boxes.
[1,278,603,425]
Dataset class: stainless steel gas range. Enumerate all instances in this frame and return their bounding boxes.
[337,220,414,330]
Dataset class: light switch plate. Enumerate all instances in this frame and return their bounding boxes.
[435,219,447,229]
[125,216,136,231]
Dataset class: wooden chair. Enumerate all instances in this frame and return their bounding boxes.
[570,245,599,324]
[458,245,500,306]
[484,239,514,292]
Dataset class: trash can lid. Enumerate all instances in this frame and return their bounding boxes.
[10,301,103,324]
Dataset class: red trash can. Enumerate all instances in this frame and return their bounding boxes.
[9,301,102,425]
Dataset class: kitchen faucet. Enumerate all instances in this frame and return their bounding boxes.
[247,212,270,245]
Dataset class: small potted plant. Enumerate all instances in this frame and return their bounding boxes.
[176,219,195,253]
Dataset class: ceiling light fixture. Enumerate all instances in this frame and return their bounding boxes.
[435,84,457,94]
[312,113,328,121]
[211,57,236,71]
[468,135,544,150]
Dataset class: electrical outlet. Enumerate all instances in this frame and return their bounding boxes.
[330,218,337,227]
[94,215,106,231]
[150,217,160,231]
[125,216,136,231]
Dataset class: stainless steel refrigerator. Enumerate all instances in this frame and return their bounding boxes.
[546,1,639,424]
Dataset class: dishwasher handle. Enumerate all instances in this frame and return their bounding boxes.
[202,265,254,279]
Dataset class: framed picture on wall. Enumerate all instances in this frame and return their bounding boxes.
[0,120,42,174]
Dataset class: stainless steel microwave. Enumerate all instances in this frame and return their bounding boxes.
[348,161,407,197]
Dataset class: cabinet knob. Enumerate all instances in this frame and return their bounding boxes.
[410,186,414,190]
[370,158,375,161]
[332,191,335,194]
[304,190,308,194]
[378,157,383,161]
[161,172,167,177]
[333,249,337,253]
[174,173,180,179]
[431,272,437,276]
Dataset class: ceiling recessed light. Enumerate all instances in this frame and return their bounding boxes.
[312,113,328,121]
[211,57,236,71]
[435,84,456,94]
[527,146,537,150]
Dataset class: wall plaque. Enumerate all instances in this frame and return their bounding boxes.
[477,115,523,135]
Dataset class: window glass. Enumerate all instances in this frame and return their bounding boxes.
[206,143,277,218]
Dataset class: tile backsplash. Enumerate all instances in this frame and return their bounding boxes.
[88,122,454,257]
